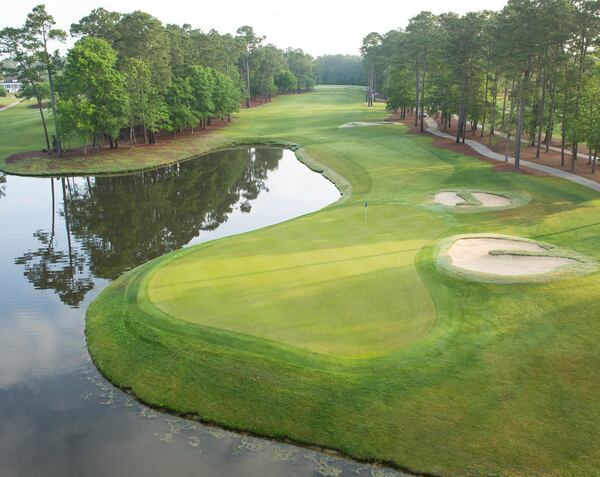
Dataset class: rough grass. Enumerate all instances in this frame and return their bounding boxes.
[83,86,600,476]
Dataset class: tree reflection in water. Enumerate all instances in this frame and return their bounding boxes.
[15,147,283,307]
[0,173,6,199]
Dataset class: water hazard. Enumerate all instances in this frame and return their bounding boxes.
[0,147,406,476]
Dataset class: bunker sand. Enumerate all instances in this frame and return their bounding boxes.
[449,237,575,276]
[338,121,400,128]
[433,191,511,208]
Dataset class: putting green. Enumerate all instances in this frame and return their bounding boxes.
[86,86,600,476]
[146,205,438,358]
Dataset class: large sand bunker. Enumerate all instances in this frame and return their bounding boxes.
[339,121,401,128]
[433,190,512,208]
[437,234,597,283]
[449,237,574,276]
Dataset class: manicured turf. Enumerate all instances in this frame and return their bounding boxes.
[0,100,49,164]
[85,86,600,476]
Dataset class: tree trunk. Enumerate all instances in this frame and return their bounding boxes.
[504,82,516,162]
[489,72,499,136]
[61,178,72,265]
[414,57,420,128]
[481,64,490,137]
[419,49,427,132]
[34,91,51,152]
[45,51,62,157]
[245,54,251,108]
[367,61,375,107]
[456,77,465,143]
[545,72,558,152]
[561,61,568,167]
[514,57,532,171]
[535,63,548,159]
[500,80,508,129]
[50,179,55,230]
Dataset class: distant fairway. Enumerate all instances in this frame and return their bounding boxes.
[87,86,600,476]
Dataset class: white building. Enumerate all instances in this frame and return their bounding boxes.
[0,77,22,93]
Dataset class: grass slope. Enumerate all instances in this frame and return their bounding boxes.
[85,86,600,476]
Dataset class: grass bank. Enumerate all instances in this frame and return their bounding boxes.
[86,86,600,476]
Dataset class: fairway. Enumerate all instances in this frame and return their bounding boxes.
[87,86,600,476]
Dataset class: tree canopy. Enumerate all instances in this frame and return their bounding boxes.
[1,5,318,154]
[364,0,600,169]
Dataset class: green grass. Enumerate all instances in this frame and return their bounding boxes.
[0,94,18,107]
[0,99,287,176]
[0,100,48,163]
[82,86,600,476]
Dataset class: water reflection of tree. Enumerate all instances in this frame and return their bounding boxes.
[0,173,6,199]
[15,147,282,307]
[14,179,94,307]
[68,147,282,280]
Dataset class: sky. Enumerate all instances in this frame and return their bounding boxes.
[2,0,508,57]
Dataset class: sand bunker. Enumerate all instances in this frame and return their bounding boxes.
[339,121,400,128]
[471,192,512,207]
[448,237,576,277]
[433,191,511,208]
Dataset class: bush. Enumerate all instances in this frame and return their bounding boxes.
[0,86,7,97]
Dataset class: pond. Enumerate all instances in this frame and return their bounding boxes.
[0,147,406,477]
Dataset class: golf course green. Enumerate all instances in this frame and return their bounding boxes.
[86,86,600,476]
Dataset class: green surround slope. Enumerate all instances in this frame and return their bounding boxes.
[85,86,600,476]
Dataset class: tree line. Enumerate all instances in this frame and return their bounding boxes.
[362,0,600,171]
[317,54,366,85]
[0,5,318,155]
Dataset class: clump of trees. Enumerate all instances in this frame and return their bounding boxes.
[364,0,600,171]
[317,54,366,85]
[0,5,318,156]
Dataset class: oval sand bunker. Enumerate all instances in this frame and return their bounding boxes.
[433,191,511,208]
[437,234,597,283]
[449,237,575,276]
